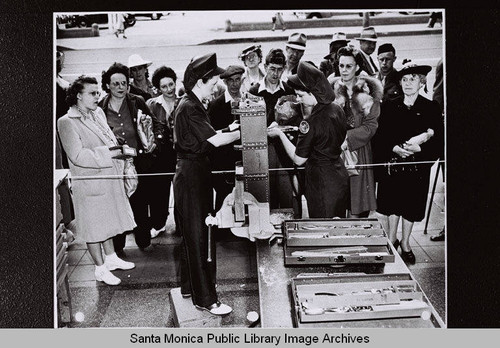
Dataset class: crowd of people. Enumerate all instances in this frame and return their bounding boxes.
[56,26,444,316]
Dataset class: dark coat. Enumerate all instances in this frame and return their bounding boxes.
[373,95,444,221]
[358,51,379,77]
[378,68,403,103]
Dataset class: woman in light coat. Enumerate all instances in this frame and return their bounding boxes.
[57,75,136,285]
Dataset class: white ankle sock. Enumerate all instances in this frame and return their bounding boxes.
[95,264,107,272]
[105,252,118,261]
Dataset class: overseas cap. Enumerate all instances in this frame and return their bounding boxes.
[183,53,225,91]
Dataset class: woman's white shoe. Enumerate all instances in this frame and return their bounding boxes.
[105,255,135,271]
[195,302,232,316]
[95,267,121,285]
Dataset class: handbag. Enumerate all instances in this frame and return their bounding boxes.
[123,158,138,197]
[341,148,359,176]
[136,110,156,153]
[275,95,302,126]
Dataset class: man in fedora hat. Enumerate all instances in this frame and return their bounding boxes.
[127,54,159,101]
[208,65,244,215]
[282,32,307,81]
[376,43,402,103]
[173,53,240,316]
[355,26,379,77]
[319,32,350,78]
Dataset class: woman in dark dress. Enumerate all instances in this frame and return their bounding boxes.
[173,53,240,316]
[374,60,443,263]
[268,61,349,218]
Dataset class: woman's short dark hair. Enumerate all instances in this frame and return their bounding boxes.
[337,46,364,69]
[265,48,286,66]
[152,66,177,89]
[101,62,130,92]
[65,75,98,106]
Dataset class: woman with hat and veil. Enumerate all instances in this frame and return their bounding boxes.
[173,53,240,315]
[238,44,265,94]
[373,60,443,263]
[267,61,349,218]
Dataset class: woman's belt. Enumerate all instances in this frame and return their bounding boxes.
[177,153,208,160]
[307,156,341,166]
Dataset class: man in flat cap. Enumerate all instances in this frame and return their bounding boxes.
[319,32,350,78]
[208,65,245,215]
[355,26,379,77]
[376,43,402,103]
[173,53,240,316]
[282,32,307,82]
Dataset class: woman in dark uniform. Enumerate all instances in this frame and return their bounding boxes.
[173,53,240,316]
[267,61,349,218]
[373,60,443,263]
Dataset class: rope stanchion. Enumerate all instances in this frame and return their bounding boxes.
[69,160,445,180]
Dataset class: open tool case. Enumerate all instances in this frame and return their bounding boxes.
[291,273,432,325]
[283,218,395,266]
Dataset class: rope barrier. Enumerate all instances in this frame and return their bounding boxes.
[69,160,445,180]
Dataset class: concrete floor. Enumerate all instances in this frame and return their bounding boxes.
[60,162,445,328]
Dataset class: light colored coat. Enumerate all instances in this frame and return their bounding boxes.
[57,106,136,242]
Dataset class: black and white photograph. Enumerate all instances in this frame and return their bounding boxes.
[53,9,447,329]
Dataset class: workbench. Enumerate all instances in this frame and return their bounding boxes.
[255,239,445,328]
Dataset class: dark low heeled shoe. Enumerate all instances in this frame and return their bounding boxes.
[401,249,416,264]
[430,230,445,241]
[392,239,400,251]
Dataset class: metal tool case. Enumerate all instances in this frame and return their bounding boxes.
[290,273,441,327]
[283,218,395,265]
